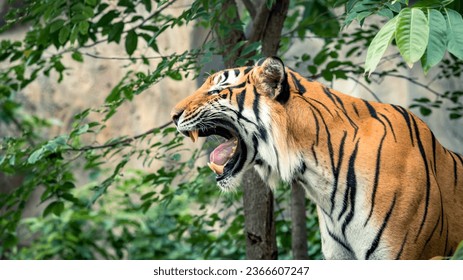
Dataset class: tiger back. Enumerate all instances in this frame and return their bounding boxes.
[171,56,463,259]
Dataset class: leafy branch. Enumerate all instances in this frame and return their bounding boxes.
[67,121,173,152]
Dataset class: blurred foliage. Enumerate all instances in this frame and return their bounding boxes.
[0,0,462,260]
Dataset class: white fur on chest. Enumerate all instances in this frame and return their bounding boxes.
[302,167,393,259]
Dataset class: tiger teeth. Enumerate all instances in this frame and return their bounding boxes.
[208,162,224,175]
[189,130,199,143]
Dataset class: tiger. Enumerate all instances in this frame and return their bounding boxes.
[170,56,463,260]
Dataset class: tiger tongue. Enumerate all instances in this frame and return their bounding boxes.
[209,138,237,165]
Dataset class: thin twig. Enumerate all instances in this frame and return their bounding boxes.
[375,73,444,98]
[347,75,382,102]
[126,0,177,33]
[67,121,173,152]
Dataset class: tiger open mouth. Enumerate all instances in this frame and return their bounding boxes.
[184,126,242,180]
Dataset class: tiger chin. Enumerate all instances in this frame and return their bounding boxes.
[171,56,463,260]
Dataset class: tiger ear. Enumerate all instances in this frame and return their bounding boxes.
[255,56,287,100]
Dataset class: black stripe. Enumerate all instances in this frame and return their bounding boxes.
[365,193,397,259]
[289,72,306,94]
[395,231,409,260]
[352,103,360,117]
[274,144,281,175]
[253,88,260,120]
[424,213,441,248]
[308,97,335,117]
[258,127,268,143]
[454,153,463,190]
[236,89,246,113]
[455,153,463,165]
[331,92,359,137]
[363,100,378,119]
[228,81,246,90]
[378,113,397,142]
[338,138,354,220]
[321,88,359,137]
[444,219,449,256]
[365,130,386,226]
[228,88,233,102]
[250,135,259,163]
[329,131,347,215]
[311,143,319,165]
[322,86,338,105]
[308,107,320,145]
[432,134,438,176]
[450,152,458,189]
[341,141,360,236]
[327,229,354,254]
[391,105,415,146]
[233,69,240,77]
[438,182,445,236]
[275,72,290,104]
[252,90,268,142]
[412,116,431,241]
[298,160,307,174]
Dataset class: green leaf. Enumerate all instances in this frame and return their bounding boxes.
[449,113,462,119]
[78,21,89,35]
[421,9,447,73]
[108,22,124,43]
[43,201,65,217]
[413,0,454,8]
[365,16,398,75]
[420,106,432,116]
[86,0,98,5]
[451,240,463,259]
[71,51,84,62]
[28,147,45,164]
[75,123,89,135]
[445,8,463,60]
[49,19,65,33]
[378,8,394,19]
[2,233,18,249]
[97,10,119,27]
[395,8,429,68]
[58,25,71,44]
[168,71,182,81]
[125,30,138,55]
[142,0,152,12]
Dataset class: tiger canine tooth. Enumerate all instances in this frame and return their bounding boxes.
[189,130,199,143]
[207,162,224,175]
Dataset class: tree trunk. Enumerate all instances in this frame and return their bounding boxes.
[242,170,277,259]
[291,182,309,259]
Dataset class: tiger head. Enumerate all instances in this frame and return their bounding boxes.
[171,57,301,191]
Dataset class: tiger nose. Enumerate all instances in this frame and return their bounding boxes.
[171,109,184,126]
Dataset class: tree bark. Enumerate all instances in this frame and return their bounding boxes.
[291,182,309,259]
[261,0,290,57]
[242,170,277,259]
